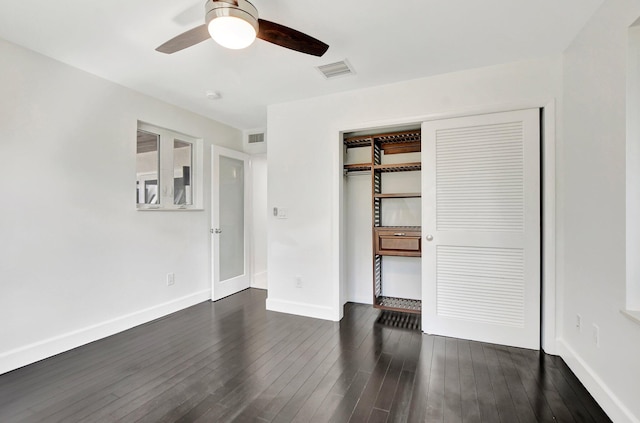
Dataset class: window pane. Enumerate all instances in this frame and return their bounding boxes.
[173,140,193,205]
[219,156,245,280]
[136,130,160,205]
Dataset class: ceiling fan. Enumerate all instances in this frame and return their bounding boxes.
[156,0,329,57]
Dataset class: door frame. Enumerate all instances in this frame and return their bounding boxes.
[211,145,252,301]
[334,100,557,354]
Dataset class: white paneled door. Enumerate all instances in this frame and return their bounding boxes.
[421,109,540,349]
[211,146,251,301]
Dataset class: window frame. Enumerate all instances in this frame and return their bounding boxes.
[136,122,203,211]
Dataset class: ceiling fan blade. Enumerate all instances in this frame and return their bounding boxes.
[156,24,211,54]
[257,19,328,57]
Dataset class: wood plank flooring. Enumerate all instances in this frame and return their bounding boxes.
[0,289,611,422]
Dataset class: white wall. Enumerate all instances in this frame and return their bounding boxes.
[344,170,372,304]
[560,0,640,422]
[251,153,268,289]
[267,56,562,322]
[0,38,243,374]
[627,22,640,312]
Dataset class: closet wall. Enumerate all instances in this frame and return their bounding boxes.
[345,153,373,304]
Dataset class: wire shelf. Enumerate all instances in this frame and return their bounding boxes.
[375,296,422,314]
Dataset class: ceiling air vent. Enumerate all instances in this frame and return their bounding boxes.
[317,60,354,79]
[248,132,265,144]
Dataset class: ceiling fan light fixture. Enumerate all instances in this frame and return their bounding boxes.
[157,0,328,56]
[208,16,256,49]
[205,0,259,50]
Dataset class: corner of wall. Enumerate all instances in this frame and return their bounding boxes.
[252,271,268,290]
[557,339,640,423]
[266,297,340,321]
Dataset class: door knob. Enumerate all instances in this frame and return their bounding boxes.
[426,235,433,241]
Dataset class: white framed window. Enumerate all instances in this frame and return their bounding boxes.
[136,122,203,210]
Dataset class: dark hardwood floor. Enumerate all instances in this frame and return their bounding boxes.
[0,289,611,422]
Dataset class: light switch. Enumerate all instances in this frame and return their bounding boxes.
[277,208,288,219]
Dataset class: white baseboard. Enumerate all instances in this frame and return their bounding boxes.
[266,297,338,321]
[346,295,373,305]
[251,271,268,290]
[557,339,640,423]
[0,290,211,376]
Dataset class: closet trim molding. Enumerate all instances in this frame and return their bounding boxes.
[332,99,557,354]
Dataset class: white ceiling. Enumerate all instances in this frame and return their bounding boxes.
[0,0,604,130]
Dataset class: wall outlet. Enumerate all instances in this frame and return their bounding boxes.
[295,276,303,288]
[576,314,582,331]
[167,273,175,286]
[592,323,600,347]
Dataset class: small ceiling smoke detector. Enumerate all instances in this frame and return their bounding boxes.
[206,90,222,100]
[317,59,354,79]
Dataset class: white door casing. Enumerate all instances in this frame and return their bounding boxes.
[421,108,541,349]
[211,146,251,301]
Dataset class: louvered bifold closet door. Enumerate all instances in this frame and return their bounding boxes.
[421,109,540,350]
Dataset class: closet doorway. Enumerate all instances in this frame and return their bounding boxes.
[342,107,543,350]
